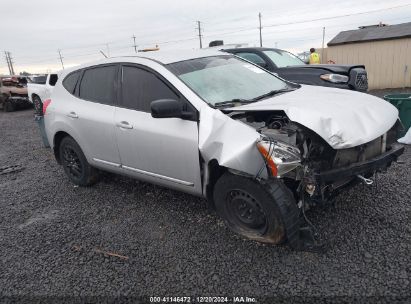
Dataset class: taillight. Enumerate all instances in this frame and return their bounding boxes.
[43,99,52,115]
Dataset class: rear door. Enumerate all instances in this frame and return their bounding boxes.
[69,64,121,169]
[114,64,202,195]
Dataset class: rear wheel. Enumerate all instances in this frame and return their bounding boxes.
[213,172,299,244]
[32,95,43,115]
[59,136,99,186]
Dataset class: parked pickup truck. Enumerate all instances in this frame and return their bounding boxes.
[28,73,59,114]
[223,47,368,92]
[0,76,31,112]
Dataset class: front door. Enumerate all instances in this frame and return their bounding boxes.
[114,65,202,195]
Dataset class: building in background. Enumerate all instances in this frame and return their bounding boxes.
[326,22,411,89]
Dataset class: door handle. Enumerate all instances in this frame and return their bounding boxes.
[67,111,78,118]
[116,121,133,129]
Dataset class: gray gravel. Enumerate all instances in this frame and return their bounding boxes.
[0,108,410,302]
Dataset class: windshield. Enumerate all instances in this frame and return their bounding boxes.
[167,56,289,106]
[263,50,305,67]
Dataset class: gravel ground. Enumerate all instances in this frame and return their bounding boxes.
[0,108,410,303]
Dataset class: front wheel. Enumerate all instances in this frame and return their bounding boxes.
[59,136,99,186]
[213,172,299,244]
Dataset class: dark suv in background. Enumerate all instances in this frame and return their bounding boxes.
[224,47,368,92]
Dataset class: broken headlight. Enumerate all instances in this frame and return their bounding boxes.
[256,139,301,177]
[320,73,349,83]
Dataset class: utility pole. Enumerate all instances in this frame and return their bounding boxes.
[321,27,325,63]
[58,49,65,70]
[258,12,263,47]
[132,35,137,53]
[196,21,203,49]
[4,51,12,75]
[5,52,15,75]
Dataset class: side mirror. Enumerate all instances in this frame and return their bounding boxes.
[150,99,195,120]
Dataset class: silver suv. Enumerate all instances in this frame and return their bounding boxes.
[45,49,403,250]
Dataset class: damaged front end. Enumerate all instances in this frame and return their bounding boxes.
[237,111,404,204]
[225,110,404,250]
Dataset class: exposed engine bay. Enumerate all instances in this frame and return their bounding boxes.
[229,110,403,205]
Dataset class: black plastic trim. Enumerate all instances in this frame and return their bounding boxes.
[314,144,404,183]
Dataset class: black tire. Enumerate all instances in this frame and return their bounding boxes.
[213,172,300,245]
[32,95,43,115]
[59,136,99,186]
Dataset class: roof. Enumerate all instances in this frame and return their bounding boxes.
[135,48,225,64]
[58,49,230,78]
[222,47,281,52]
[328,22,411,46]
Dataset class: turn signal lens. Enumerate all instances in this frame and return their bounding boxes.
[257,142,278,177]
[256,140,301,177]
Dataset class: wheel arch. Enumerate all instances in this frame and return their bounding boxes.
[53,131,71,164]
[32,93,41,101]
[203,158,227,210]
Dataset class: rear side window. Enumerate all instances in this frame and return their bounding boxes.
[63,71,81,94]
[49,74,58,86]
[121,66,179,112]
[79,65,117,105]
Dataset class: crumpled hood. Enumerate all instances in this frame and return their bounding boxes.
[226,85,398,149]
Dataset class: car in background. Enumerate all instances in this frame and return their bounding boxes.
[223,47,368,92]
[0,76,31,112]
[44,50,402,250]
[28,73,59,114]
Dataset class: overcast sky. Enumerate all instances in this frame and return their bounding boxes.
[1,0,411,74]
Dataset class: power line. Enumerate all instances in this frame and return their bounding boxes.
[7,3,411,68]
[264,3,411,28]
[202,3,411,39]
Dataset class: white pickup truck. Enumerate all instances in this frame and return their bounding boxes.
[27,73,59,114]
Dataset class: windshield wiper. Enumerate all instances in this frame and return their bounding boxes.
[214,98,254,108]
[251,88,295,102]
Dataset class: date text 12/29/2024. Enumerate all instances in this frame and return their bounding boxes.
[149,296,257,303]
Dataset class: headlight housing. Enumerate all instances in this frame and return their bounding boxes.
[256,139,301,177]
[320,73,349,83]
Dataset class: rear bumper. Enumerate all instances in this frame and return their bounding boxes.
[314,143,404,183]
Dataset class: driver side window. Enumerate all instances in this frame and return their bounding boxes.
[120,66,179,112]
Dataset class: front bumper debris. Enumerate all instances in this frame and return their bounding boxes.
[314,143,404,183]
